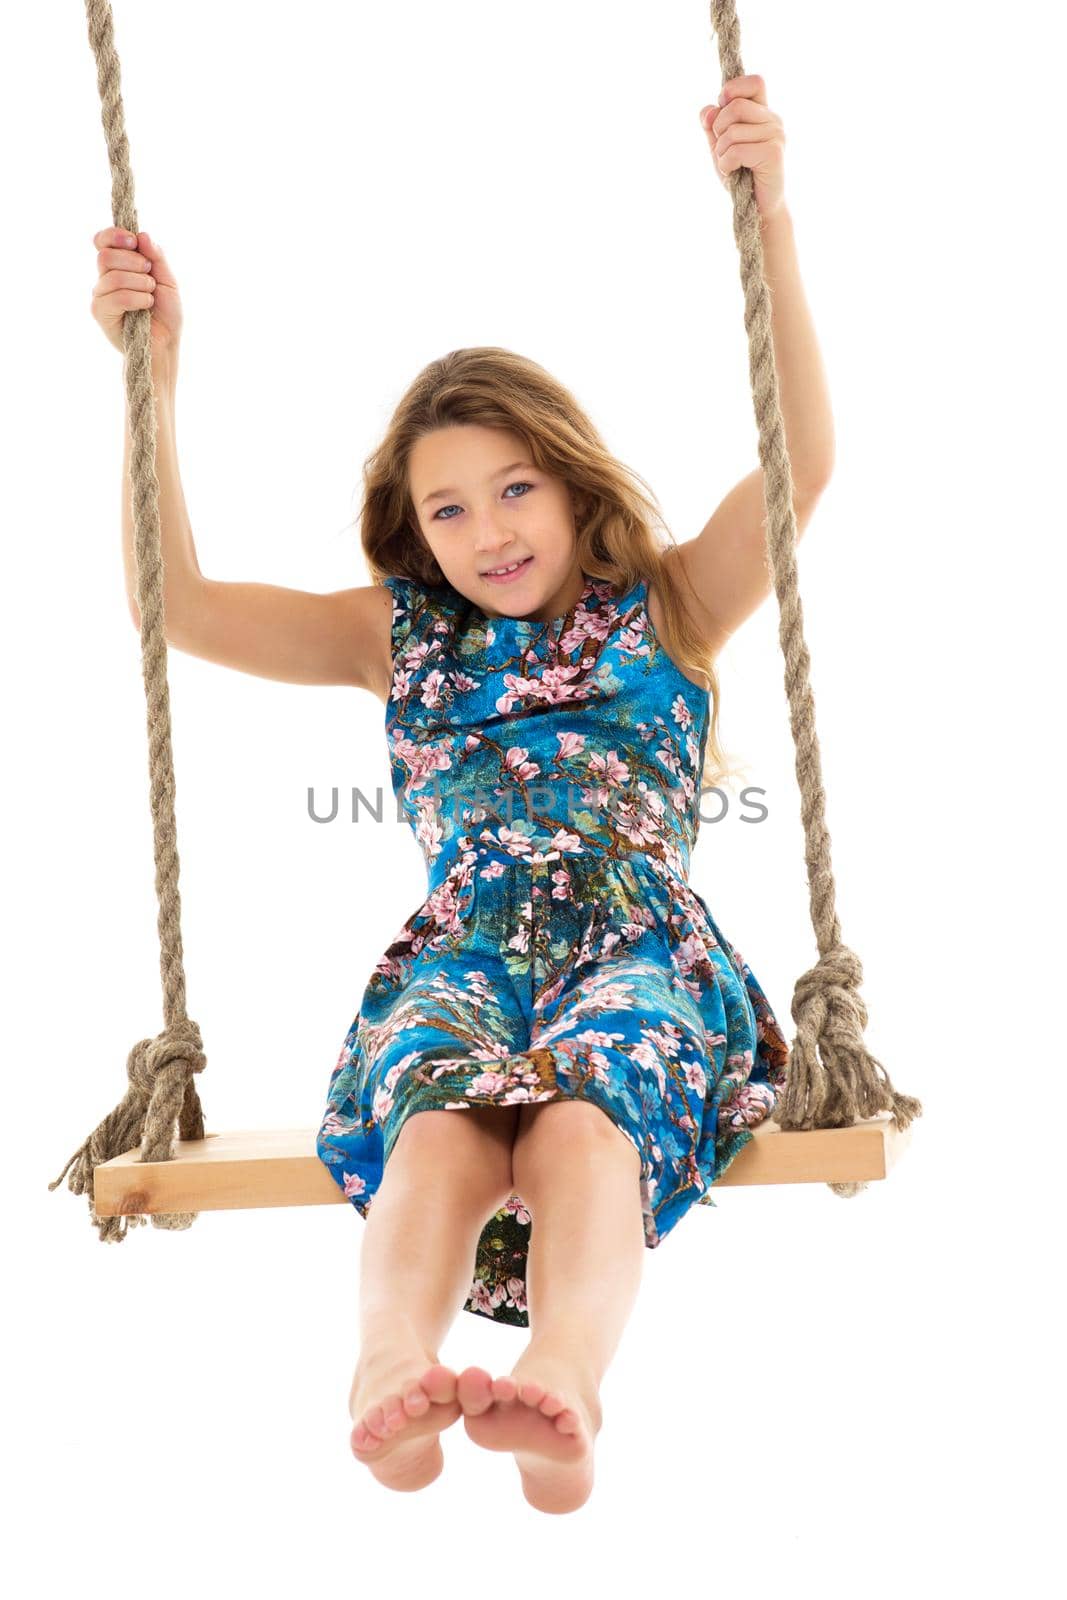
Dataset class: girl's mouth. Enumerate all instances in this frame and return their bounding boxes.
[481,555,534,585]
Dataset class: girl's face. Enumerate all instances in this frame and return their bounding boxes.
[408,424,586,622]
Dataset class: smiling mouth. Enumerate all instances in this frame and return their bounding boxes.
[481,555,534,577]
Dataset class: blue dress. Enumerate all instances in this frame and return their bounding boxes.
[316,570,788,1327]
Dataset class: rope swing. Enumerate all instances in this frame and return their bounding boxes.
[50,0,921,1238]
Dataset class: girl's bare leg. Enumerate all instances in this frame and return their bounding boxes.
[457,1100,646,1514]
[349,1103,518,1490]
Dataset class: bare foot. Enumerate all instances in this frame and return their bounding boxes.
[456,1348,603,1514]
[349,1329,463,1491]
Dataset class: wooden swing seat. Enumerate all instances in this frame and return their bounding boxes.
[91,1114,912,1217]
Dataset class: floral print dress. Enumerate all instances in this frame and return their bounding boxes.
[316,571,789,1327]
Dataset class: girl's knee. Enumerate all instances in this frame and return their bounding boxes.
[513,1098,641,1187]
[389,1105,518,1213]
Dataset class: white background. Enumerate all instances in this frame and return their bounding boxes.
[3,0,1063,1593]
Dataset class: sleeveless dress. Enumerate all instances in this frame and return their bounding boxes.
[316,570,789,1328]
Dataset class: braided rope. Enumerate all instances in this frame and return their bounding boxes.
[48,0,207,1237]
[710,0,922,1195]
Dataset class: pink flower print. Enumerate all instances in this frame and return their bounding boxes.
[412,742,454,787]
[533,663,589,704]
[470,1278,496,1314]
[494,662,588,715]
[616,807,661,849]
[403,739,454,792]
[391,666,413,702]
[661,837,688,882]
[413,801,444,860]
[426,971,475,1009]
[585,1051,614,1083]
[479,824,535,858]
[550,865,572,900]
[342,1170,367,1199]
[671,692,693,731]
[507,903,533,954]
[372,950,405,985]
[548,827,583,855]
[674,931,707,975]
[430,1061,467,1080]
[619,623,651,658]
[555,730,586,760]
[563,1026,626,1073]
[557,600,611,653]
[479,858,507,880]
[504,1195,532,1227]
[535,973,566,1014]
[588,749,630,788]
[644,1019,684,1059]
[719,1080,775,1131]
[684,1059,709,1097]
[372,1084,395,1119]
[537,665,588,704]
[420,667,448,709]
[468,1039,517,1065]
[450,670,479,694]
[390,732,419,764]
[420,877,470,938]
[655,739,683,780]
[504,745,541,781]
[630,1044,667,1092]
[468,1070,512,1095]
[386,1050,421,1089]
[640,783,667,822]
[461,969,494,1005]
[578,977,639,1014]
[403,638,438,671]
[464,734,481,751]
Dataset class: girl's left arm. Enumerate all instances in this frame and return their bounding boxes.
[675,75,837,656]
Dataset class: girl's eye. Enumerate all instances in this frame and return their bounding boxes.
[433,481,534,522]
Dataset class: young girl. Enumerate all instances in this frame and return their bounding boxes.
[89,75,833,1516]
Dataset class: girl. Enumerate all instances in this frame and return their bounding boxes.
[89,74,834,1515]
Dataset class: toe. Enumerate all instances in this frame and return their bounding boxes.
[363,1403,389,1438]
[421,1363,459,1404]
[538,1389,567,1420]
[381,1393,408,1431]
[403,1384,430,1417]
[491,1375,519,1403]
[456,1365,496,1416]
[515,1379,547,1407]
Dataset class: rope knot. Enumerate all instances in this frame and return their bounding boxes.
[791,941,868,1037]
[125,1018,206,1102]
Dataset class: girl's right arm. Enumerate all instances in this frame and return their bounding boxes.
[92,225,393,703]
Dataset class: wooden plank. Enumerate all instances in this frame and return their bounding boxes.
[91,1115,911,1217]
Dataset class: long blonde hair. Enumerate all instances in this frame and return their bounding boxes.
[355,346,741,792]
